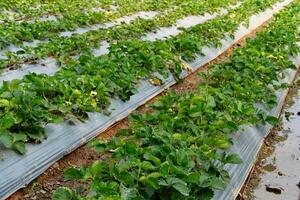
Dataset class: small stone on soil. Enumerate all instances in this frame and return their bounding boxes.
[52,162,59,169]
[265,185,283,194]
[277,171,284,176]
[40,189,46,194]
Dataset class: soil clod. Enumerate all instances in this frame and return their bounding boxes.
[265,185,283,194]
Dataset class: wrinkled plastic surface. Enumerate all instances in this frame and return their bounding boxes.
[213,57,299,200]
[142,3,242,41]
[0,0,294,199]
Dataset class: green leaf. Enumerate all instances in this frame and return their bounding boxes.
[266,116,279,126]
[27,128,45,141]
[160,162,169,177]
[159,177,190,196]
[13,142,27,154]
[0,99,10,107]
[119,172,135,185]
[186,172,200,183]
[206,96,216,108]
[120,185,139,200]
[124,141,137,155]
[13,133,28,142]
[197,189,214,200]
[199,174,211,188]
[147,172,162,179]
[0,132,13,148]
[0,115,15,130]
[143,152,161,166]
[226,121,238,131]
[172,182,190,196]
[145,177,160,190]
[225,154,243,164]
[88,139,107,152]
[237,101,243,112]
[141,161,155,171]
[52,187,80,200]
[90,161,105,177]
[210,177,226,190]
[118,160,132,172]
[64,167,84,180]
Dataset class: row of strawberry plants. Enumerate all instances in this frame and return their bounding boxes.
[51,1,300,199]
[0,0,226,50]
[0,0,108,21]
[0,0,240,69]
[0,0,178,21]
[0,0,159,21]
[0,0,283,154]
[0,0,173,48]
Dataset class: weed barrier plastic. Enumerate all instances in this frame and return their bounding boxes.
[0,0,295,199]
[213,52,300,200]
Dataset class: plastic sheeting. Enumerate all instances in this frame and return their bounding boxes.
[142,2,242,41]
[0,0,295,199]
[213,55,300,200]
